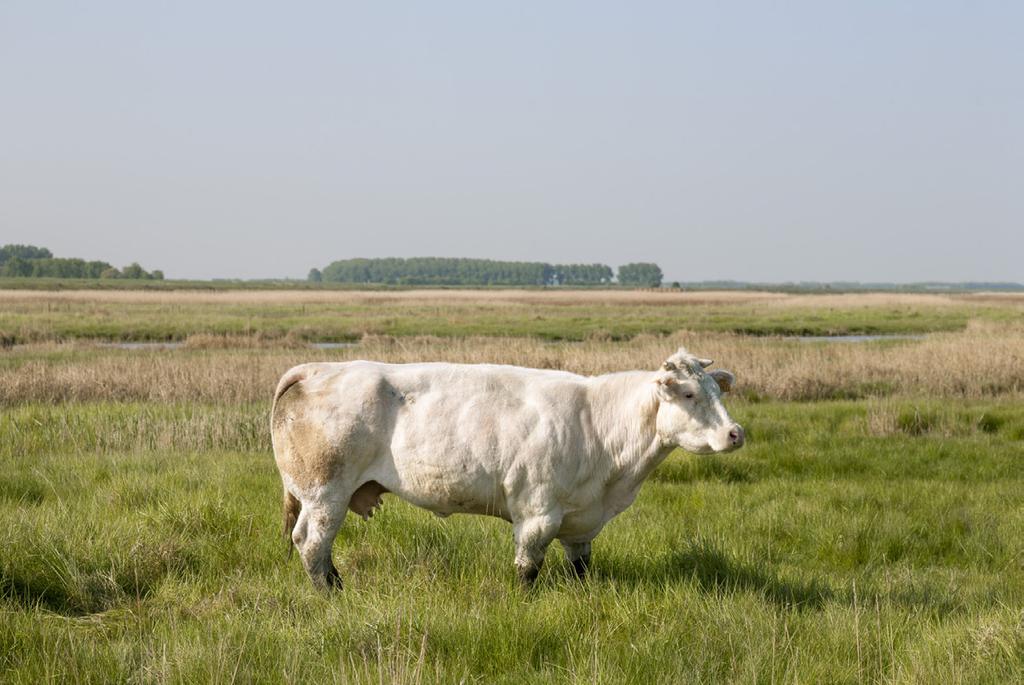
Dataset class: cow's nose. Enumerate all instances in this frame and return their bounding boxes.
[728,425,745,447]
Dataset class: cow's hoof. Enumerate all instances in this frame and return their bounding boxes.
[326,565,344,590]
[314,565,344,591]
[570,556,590,579]
[517,565,540,588]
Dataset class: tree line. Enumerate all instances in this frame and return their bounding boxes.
[311,258,662,286]
[0,244,164,280]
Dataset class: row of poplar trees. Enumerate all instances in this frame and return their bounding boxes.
[310,258,662,287]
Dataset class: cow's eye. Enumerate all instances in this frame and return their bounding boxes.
[683,392,695,399]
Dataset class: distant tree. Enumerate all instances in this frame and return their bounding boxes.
[0,244,160,279]
[617,263,663,287]
[308,268,323,282]
[23,258,114,278]
[121,263,146,279]
[151,270,165,280]
[321,257,556,286]
[552,263,614,285]
[0,244,52,264]
[1,256,33,277]
[84,261,111,278]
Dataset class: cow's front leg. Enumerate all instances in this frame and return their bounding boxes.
[562,540,592,579]
[512,513,562,586]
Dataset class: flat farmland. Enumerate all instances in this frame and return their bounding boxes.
[2,289,1023,343]
[2,290,1024,683]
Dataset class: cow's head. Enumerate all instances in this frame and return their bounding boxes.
[653,347,744,454]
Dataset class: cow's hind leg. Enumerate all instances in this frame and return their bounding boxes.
[512,512,562,587]
[562,540,592,579]
[292,494,348,590]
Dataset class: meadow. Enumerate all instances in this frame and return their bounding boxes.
[3,289,1023,343]
[2,290,1024,683]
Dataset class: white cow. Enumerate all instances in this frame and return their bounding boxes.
[271,347,744,588]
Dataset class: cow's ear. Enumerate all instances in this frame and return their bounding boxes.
[709,369,735,393]
[654,372,678,401]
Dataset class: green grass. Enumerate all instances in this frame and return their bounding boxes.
[3,400,1024,682]
[1,297,1009,343]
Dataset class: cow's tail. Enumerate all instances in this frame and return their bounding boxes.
[283,488,301,559]
[273,364,313,409]
[273,364,314,560]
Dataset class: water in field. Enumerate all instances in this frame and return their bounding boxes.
[99,342,185,350]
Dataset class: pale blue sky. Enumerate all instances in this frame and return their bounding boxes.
[2,2,1021,281]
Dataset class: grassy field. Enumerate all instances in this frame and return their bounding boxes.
[3,289,1023,343]
[3,290,1024,682]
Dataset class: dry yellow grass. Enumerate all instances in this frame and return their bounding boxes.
[4,324,1023,404]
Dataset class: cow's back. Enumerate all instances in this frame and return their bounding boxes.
[272,361,603,510]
